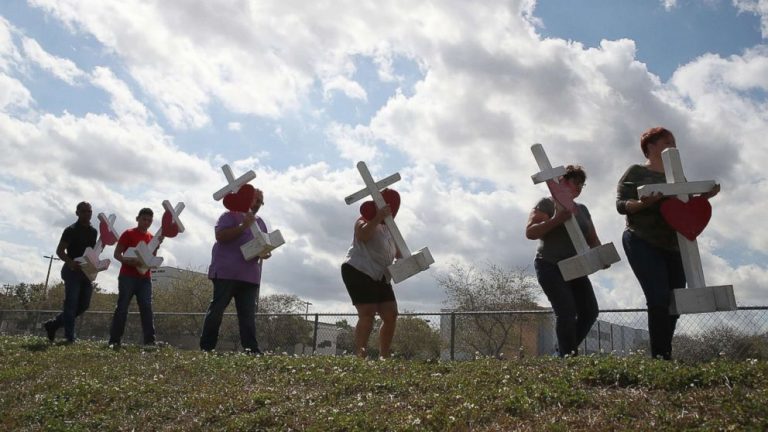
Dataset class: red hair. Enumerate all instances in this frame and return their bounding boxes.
[640,127,675,157]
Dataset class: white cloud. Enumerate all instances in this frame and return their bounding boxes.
[0,0,765,315]
[21,37,85,84]
[734,0,768,38]
[89,66,149,123]
[227,121,241,131]
[0,74,32,110]
[326,122,379,162]
[661,0,678,10]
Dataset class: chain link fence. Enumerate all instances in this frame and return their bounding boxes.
[1,307,767,362]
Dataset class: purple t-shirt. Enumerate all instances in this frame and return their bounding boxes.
[207,211,268,285]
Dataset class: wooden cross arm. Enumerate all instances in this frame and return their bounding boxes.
[344,173,401,205]
[638,181,716,198]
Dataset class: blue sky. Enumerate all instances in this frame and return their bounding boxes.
[1,0,767,313]
[537,0,763,80]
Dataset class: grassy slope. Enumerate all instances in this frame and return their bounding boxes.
[0,336,766,431]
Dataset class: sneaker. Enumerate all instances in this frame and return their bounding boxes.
[43,321,56,343]
[245,347,263,356]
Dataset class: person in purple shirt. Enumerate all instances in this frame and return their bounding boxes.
[200,187,271,353]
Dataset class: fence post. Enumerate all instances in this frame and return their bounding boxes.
[597,321,601,354]
[518,315,524,358]
[32,311,41,334]
[312,313,319,355]
[450,312,456,361]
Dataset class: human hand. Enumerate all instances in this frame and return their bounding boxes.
[67,260,81,271]
[552,201,572,224]
[639,191,664,206]
[242,211,256,229]
[374,205,392,223]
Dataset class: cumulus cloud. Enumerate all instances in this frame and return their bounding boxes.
[21,37,84,84]
[734,0,768,38]
[0,0,765,315]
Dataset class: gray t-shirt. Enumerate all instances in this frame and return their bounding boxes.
[534,197,593,264]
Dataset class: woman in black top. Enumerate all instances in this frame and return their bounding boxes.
[616,127,719,359]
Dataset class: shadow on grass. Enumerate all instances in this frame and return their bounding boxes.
[22,340,51,352]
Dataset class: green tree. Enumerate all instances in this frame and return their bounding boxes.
[334,319,354,355]
[256,294,313,353]
[374,314,440,360]
[437,263,542,358]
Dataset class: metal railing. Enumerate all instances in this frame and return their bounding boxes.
[1,307,767,362]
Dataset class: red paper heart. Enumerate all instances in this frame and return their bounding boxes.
[360,189,401,221]
[99,220,118,246]
[161,210,180,238]
[546,179,578,214]
[660,196,712,241]
[223,184,256,212]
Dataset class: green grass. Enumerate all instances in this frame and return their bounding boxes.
[1,336,766,431]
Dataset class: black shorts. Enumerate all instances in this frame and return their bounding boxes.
[341,263,396,305]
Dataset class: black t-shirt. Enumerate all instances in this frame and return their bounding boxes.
[60,222,97,259]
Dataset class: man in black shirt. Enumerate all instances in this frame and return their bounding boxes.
[43,201,98,343]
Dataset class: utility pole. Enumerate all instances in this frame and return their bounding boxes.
[42,254,61,294]
[304,301,312,321]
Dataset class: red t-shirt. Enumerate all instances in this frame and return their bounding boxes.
[118,228,154,279]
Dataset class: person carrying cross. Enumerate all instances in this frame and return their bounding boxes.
[617,127,720,359]
[43,201,97,344]
[200,186,270,353]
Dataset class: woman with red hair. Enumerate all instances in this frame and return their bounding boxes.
[616,127,719,360]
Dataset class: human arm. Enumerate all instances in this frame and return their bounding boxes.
[56,237,80,271]
[113,240,140,267]
[354,205,392,243]
[525,200,571,240]
[215,212,255,243]
[616,166,665,215]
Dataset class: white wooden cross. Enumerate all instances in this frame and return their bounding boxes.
[344,161,434,284]
[530,144,621,281]
[637,147,736,314]
[123,200,185,275]
[211,163,286,260]
[75,212,119,281]
[213,164,257,201]
[241,219,285,260]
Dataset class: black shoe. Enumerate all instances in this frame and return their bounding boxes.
[245,347,263,356]
[43,321,56,343]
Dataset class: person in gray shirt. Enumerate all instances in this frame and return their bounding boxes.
[526,165,604,357]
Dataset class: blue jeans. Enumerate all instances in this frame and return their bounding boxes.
[46,264,93,341]
[535,258,598,356]
[622,230,686,359]
[200,279,260,352]
[108,276,155,345]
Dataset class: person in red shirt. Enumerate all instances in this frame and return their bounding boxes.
[108,208,158,347]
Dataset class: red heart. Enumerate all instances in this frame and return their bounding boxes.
[223,184,256,213]
[360,189,401,221]
[99,220,118,246]
[660,196,712,241]
[161,210,180,238]
[546,179,578,214]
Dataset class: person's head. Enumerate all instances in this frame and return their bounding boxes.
[136,208,153,232]
[640,127,676,159]
[561,165,586,198]
[75,201,92,224]
[251,188,264,214]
